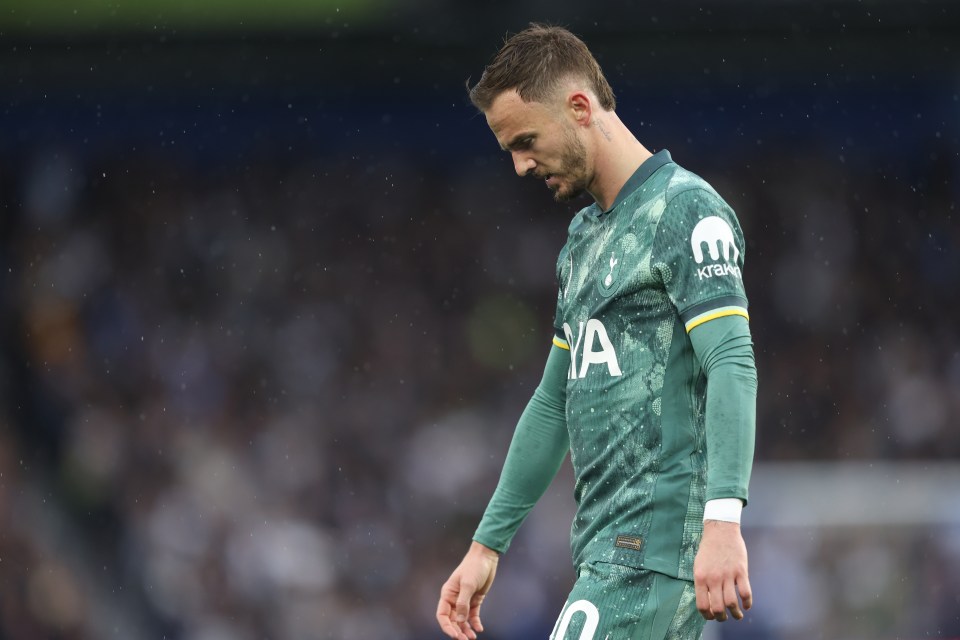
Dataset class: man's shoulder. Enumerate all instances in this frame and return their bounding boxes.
[662,165,723,206]
[616,161,724,221]
[654,167,739,239]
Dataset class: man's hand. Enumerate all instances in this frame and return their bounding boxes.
[437,541,500,640]
[693,520,753,622]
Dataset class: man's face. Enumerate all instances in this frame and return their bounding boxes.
[485,89,589,202]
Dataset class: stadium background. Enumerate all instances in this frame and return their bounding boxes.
[1,1,958,638]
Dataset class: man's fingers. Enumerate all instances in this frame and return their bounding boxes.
[694,580,714,620]
[738,573,754,611]
[437,579,471,640]
[710,594,728,621]
[436,584,458,638]
[436,605,458,639]
[469,594,486,633]
[437,603,467,640]
[470,616,484,633]
[723,579,743,620]
[697,575,753,623]
[457,618,477,640]
[437,614,460,639]
[706,578,728,622]
[456,580,477,624]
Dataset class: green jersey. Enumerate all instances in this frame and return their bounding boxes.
[551,150,749,580]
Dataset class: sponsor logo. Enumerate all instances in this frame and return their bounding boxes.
[562,319,622,379]
[696,263,742,279]
[690,216,741,280]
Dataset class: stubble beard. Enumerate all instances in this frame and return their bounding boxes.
[550,128,589,202]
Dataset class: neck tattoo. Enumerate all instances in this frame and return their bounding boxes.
[595,119,612,142]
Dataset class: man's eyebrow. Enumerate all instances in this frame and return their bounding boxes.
[501,132,533,151]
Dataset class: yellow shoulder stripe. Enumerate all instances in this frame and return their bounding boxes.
[552,336,570,350]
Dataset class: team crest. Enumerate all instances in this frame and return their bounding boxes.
[597,251,621,296]
[597,232,637,296]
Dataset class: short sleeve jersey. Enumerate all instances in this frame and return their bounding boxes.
[551,150,748,580]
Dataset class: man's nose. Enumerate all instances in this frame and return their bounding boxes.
[512,152,536,177]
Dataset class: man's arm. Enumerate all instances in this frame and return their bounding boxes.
[689,313,757,622]
[437,344,569,640]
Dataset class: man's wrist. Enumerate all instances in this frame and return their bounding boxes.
[703,498,743,524]
[470,540,501,558]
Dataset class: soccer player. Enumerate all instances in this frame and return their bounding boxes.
[437,24,757,640]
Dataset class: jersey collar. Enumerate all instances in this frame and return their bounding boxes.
[597,149,673,217]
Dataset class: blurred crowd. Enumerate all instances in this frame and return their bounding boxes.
[0,102,958,639]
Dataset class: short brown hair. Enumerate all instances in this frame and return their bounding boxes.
[468,23,616,112]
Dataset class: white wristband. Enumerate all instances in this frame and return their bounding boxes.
[703,498,743,524]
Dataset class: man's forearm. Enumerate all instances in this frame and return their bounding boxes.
[473,345,569,553]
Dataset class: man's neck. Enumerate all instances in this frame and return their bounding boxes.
[587,113,652,211]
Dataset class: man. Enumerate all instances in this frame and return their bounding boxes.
[437,24,757,640]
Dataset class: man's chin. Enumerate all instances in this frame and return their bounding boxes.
[552,185,585,202]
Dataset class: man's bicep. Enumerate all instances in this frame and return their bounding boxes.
[688,314,755,375]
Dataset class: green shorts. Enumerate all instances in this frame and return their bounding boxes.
[549,562,704,640]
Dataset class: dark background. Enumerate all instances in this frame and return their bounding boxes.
[0,1,958,638]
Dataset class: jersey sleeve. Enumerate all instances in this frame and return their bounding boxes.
[651,187,749,332]
[473,343,570,553]
[552,244,572,351]
[689,315,757,504]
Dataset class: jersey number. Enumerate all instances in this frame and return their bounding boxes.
[550,599,600,640]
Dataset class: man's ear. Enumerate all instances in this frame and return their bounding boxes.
[568,91,592,127]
